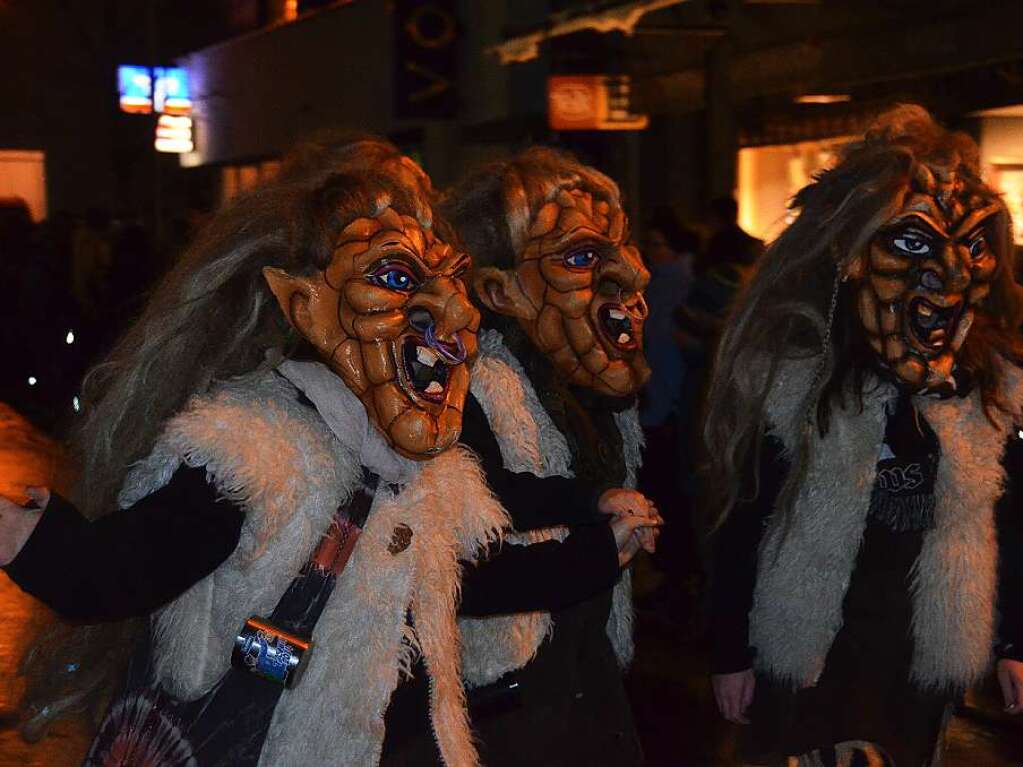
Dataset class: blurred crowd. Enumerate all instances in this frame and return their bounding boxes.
[0,198,195,428]
[633,196,763,632]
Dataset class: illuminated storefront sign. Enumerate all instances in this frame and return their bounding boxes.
[118,65,192,116]
[155,115,194,154]
[547,75,648,131]
[118,65,153,114]
[153,67,193,115]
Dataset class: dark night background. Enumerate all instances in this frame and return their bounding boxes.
[1,1,1022,764]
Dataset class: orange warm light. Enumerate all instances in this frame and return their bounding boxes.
[794,94,852,105]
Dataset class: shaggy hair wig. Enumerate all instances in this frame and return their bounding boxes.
[704,104,1023,529]
[21,135,448,738]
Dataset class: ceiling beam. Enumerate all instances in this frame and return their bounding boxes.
[487,0,695,65]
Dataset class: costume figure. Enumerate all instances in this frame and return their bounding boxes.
[707,106,1023,765]
[0,137,602,767]
[412,147,652,765]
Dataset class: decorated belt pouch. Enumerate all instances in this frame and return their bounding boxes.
[232,617,311,689]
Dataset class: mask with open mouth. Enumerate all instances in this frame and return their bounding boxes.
[850,162,1000,391]
[265,204,479,459]
[470,166,651,397]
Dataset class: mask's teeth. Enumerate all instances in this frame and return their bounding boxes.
[417,346,439,368]
[917,303,934,317]
[609,309,627,321]
[617,332,631,344]
[425,381,444,394]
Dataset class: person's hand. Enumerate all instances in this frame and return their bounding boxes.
[712,669,755,724]
[597,488,651,517]
[997,658,1023,715]
[609,510,663,567]
[0,487,48,566]
[598,489,662,555]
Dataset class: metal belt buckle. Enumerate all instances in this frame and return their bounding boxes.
[232,616,311,689]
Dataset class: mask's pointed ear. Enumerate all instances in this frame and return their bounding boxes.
[263,266,315,336]
[472,266,536,320]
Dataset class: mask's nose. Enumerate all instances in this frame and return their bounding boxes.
[923,242,970,294]
[406,279,474,364]
[596,245,650,311]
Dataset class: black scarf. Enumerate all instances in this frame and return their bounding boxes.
[867,366,974,532]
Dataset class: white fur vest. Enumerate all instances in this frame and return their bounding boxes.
[750,358,1023,691]
[117,369,511,767]
[459,329,641,687]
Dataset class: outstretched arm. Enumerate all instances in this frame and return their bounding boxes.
[2,466,243,622]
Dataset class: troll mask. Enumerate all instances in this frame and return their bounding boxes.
[266,205,479,459]
[475,180,651,397]
[848,161,1000,390]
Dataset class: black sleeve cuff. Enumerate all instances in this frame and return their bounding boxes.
[3,493,89,599]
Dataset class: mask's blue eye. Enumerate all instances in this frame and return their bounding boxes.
[564,248,598,269]
[968,235,987,260]
[892,232,932,256]
[370,265,419,292]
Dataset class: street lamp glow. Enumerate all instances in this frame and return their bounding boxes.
[73,396,81,413]
[27,376,37,386]
[66,330,75,344]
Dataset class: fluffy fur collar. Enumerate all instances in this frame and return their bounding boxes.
[121,369,508,766]
[751,357,1023,690]
[460,329,640,685]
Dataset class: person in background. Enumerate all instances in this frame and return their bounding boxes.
[640,206,696,430]
[71,207,113,322]
[635,207,703,628]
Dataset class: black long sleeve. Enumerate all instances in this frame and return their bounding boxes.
[708,436,788,674]
[460,393,604,531]
[996,430,1023,661]
[3,466,243,622]
[458,522,620,617]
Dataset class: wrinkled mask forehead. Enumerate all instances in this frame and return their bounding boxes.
[852,160,1000,391]
[511,184,652,396]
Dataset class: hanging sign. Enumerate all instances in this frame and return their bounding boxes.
[548,75,648,131]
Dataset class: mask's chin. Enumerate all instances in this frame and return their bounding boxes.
[900,299,972,391]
